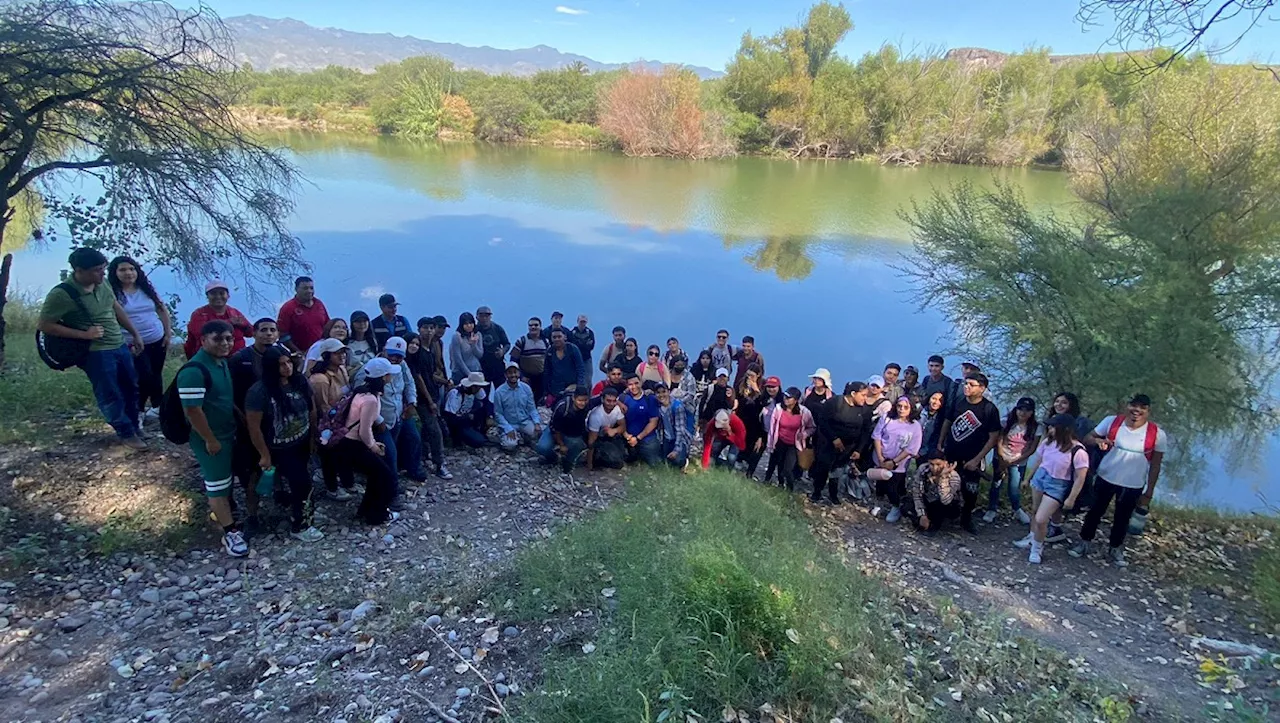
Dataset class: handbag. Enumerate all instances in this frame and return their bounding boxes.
[797,447,815,471]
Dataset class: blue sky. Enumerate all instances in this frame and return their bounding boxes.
[204,0,1277,71]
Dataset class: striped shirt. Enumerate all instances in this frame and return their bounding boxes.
[176,350,237,440]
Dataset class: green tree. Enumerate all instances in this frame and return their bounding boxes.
[368,56,460,135]
[464,76,544,142]
[0,0,301,366]
[530,63,600,124]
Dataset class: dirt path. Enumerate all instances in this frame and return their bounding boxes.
[802,491,1279,720]
[0,429,624,723]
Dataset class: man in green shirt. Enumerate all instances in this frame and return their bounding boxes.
[179,319,248,557]
[37,248,146,449]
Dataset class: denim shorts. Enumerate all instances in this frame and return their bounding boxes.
[1029,467,1071,503]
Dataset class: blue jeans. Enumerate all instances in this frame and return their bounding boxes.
[535,427,587,472]
[661,438,688,468]
[377,419,424,480]
[710,438,739,468]
[627,434,662,467]
[83,344,140,439]
[987,459,1025,512]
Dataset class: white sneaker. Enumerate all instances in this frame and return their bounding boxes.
[290,527,324,543]
[223,530,249,557]
[885,506,902,524]
[1013,531,1035,548]
[435,465,454,480]
[1028,541,1044,564]
[982,510,998,523]
[1016,509,1032,525]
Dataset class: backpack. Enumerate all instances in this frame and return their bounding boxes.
[35,283,92,371]
[159,362,213,444]
[1106,416,1160,461]
[317,392,356,447]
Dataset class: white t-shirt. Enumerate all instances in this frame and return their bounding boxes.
[1094,415,1168,489]
[587,405,625,434]
[120,289,165,344]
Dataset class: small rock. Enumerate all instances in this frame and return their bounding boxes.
[282,655,301,668]
[424,615,442,629]
[117,664,136,678]
[459,647,472,659]
[48,650,70,666]
[494,683,510,698]
[503,626,519,638]
[381,534,394,544]
[222,580,242,593]
[350,600,377,621]
[1073,603,1091,614]
[455,687,471,699]
[65,589,83,601]
[29,690,50,705]
[56,615,89,632]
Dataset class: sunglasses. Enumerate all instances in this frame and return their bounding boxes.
[717,335,727,340]
[648,351,659,356]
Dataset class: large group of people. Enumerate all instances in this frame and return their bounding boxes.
[37,248,1168,566]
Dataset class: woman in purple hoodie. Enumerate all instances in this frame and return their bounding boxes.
[870,397,923,523]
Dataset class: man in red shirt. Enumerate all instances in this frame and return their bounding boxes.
[184,280,254,358]
[276,275,329,354]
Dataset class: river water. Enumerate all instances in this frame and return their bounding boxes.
[12,134,1277,511]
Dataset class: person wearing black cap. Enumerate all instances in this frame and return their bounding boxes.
[937,371,1001,533]
[941,358,983,424]
[1073,394,1167,567]
[547,311,567,338]
[372,294,410,349]
[569,314,596,385]
[475,305,511,386]
[810,381,873,505]
[428,315,452,393]
[984,397,1040,524]
[905,450,963,535]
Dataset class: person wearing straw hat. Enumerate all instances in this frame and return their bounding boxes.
[443,372,493,448]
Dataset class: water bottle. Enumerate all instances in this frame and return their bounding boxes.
[256,466,276,497]
[320,429,333,445]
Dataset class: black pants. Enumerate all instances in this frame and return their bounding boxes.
[743,427,766,477]
[1079,476,1143,548]
[132,338,168,410]
[336,438,397,524]
[906,500,961,532]
[319,444,354,492]
[417,404,446,468]
[874,471,907,507]
[948,458,982,525]
[271,443,313,531]
[774,444,799,490]
[811,440,855,502]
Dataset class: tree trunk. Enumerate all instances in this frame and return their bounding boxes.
[0,251,11,371]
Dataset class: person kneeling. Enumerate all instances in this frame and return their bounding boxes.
[494,363,540,451]
[702,409,746,470]
[536,388,591,473]
[585,388,627,470]
[443,372,493,448]
[654,383,692,469]
[905,451,963,536]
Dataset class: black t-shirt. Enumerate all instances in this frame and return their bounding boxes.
[943,397,1001,463]
[245,382,312,448]
[550,397,590,438]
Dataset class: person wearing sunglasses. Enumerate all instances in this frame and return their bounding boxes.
[637,344,671,387]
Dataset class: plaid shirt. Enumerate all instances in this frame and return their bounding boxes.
[659,399,692,459]
[907,465,962,518]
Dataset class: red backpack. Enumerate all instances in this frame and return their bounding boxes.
[1106,416,1159,461]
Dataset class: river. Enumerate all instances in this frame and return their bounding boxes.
[11,134,1277,511]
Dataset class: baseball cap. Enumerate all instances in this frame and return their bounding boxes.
[961,358,982,371]
[1015,396,1036,411]
[204,279,229,293]
[866,374,885,388]
[315,338,346,355]
[378,293,397,308]
[1129,394,1152,407]
[764,376,781,387]
[715,368,730,378]
[362,357,394,378]
[384,337,407,357]
[1046,413,1076,427]
[476,305,493,315]
[432,315,450,328]
[505,361,520,371]
[551,311,564,319]
[714,410,731,430]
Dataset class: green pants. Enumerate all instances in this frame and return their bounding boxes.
[190,437,235,498]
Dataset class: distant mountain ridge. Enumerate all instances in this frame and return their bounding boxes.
[224,15,723,79]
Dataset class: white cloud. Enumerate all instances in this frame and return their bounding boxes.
[360,285,385,301]
[555,5,587,15]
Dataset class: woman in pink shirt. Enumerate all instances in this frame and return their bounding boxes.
[870,397,923,523]
[766,387,816,491]
[1021,414,1090,564]
[334,361,399,524]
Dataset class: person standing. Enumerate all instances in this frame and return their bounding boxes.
[637,344,671,387]
[308,340,357,499]
[108,255,171,420]
[542,328,585,405]
[371,294,411,350]
[569,314,596,385]
[943,359,983,420]
[475,305,511,386]
[303,318,349,374]
[802,368,835,419]
[228,318,286,532]
[547,311,567,338]
[984,398,1039,524]
[901,365,922,407]
[766,388,817,492]
[707,330,735,379]
[810,382,873,505]
[690,350,716,420]
[1023,414,1089,564]
[38,248,147,449]
[494,363,540,451]
[276,276,329,354]
[732,335,764,389]
[346,311,380,374]
[177,320,246,556]
[183,280,252,359]
[405,329,452,481]
[429,315,453,394]
[510,317,550,402]
[597,326,626,377]
[1072,395,1167,568]
[244,346,322,543]
[669,356,698,409]
[536,388,592,473]
[449,312,485,383]
[920,355,952,413]
[613,338,642,377]
[937,372,1001,534]
[620,374,662,466]
[871,397,924,523]
[735,366,768,477]
[881,363,904,403]
[663,337,688,370]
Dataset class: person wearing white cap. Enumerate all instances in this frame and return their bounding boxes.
[183,279,252,358]
[494,363,540,451]
[354,336,425,489]
[443,372,493,448]
[332,358,399,525]
[698,367,734,426]
[802,368,835,421]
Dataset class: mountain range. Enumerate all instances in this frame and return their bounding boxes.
[224,15,724,79]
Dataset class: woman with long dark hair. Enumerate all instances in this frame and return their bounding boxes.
[984,398,1040,524]
[766,387,816,491]
[735,365,768,477]
[613,338,642,377]
[1020,414,1089,564]
[245,346,321,541]
[449,312,485,383]
[690,349,716,422]
[337,363,400,524]
[108,256,171,417]
[637,344,671,387]
[303,317,349,374]
[870,397,923,523]
[347,311,380,374]
[309,343,354,500]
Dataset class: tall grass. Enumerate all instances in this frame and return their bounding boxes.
[1,296,98,442]
[500,470,1111,721]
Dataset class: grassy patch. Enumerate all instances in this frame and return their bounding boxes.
[498,469,1114,722]
[1253,544,1280,626]
[0,316,98,444]
[530,119,616,147]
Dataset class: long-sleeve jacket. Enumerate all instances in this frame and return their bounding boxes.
[672,371,698,405]
[817,396,873,452]
[492,381,537,433]
[907,465,962,518]
[354,359,415,424]
[542,344,585,399]
[658,399,692,460]
[701,414,746,468]
[766,405,817,453]
[449,331,484,382]
[309,367,349,415]
[568,326,595,364]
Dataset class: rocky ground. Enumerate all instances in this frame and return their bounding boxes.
[0,423,625,723]
[1,422,1276,723]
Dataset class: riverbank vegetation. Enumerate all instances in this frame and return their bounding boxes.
[237,2,1280,165]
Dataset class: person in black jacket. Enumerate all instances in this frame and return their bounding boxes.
[569,314,596,385]
[810,381,873,505]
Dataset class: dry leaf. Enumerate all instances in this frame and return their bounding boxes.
[354,634,374,653]
[722,704,736,722]
[481,626,500,645]
[785,628,800,644]
[454,662,469,674]
[601,587,616,598]
[473,648,488,662]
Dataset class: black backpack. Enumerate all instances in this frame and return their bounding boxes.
[35,283,92,371]
[159,362,213,444]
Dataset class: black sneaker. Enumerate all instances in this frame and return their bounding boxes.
[243,516,261,540]
[963,518,979,535]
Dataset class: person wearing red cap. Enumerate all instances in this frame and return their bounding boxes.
[184,280,253,358]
